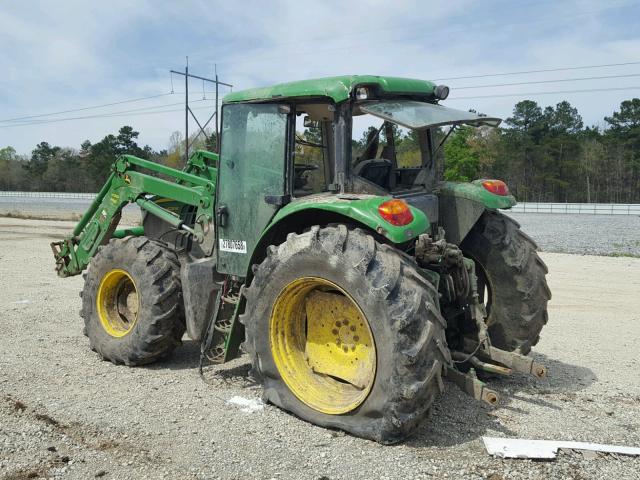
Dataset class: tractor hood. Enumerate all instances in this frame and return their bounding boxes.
[359,100,502,129]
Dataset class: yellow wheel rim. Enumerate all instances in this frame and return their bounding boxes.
[96,269,139,338]
[269,277,376,414]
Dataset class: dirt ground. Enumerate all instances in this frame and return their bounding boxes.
[1,217,639,480]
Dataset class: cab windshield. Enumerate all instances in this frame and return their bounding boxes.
[360,100,501,129]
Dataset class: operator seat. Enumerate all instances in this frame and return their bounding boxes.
[353,159,392,190]
[360,129,379,162]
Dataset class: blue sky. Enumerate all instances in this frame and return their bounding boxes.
[1,0,639,155]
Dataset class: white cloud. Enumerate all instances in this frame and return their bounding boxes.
[0,0,639,154]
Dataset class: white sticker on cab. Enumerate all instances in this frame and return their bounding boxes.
[219,238,247,254]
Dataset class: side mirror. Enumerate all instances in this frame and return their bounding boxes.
[303,116,319,128]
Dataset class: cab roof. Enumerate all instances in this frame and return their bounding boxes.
[223,75,437,104]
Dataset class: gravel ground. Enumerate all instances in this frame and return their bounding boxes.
[1,218,639,480]
[506,212,640,257]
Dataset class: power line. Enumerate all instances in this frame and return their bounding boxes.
[5,86,638,128]
[0,101,215,129]
[3,59,638,125]
[0,92,226,125]
[6,99,216,127]
[0,93,176,123]
[449,86,640,100]
[454,72,640,90]
[436,61,640,82]
[3,71,639,129]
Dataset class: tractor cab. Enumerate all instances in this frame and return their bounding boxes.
[215,76,503,275]
[222,76,501,202]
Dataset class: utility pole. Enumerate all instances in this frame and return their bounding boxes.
[170,59,232,162]
[215,64,219,149]
[185,57,189,161]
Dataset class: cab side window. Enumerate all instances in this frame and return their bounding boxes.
[294,122,327,196]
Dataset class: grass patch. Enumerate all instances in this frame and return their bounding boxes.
[1,211,82,221]
[604,252,640,258]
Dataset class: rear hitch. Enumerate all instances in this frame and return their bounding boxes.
[485,345,547,378]
[462,339,547,379]
[446,366,500,406]
[451,351,512,376]
[447,342,548,406]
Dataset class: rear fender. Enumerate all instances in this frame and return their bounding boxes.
[437,181,516,244]
[247,195,430,277]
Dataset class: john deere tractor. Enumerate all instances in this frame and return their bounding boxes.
[52,75,550,444]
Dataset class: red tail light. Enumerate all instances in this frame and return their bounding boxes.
[482,179,509,196]
[378,199,414,226]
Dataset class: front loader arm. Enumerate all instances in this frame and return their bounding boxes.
[51,154,216,278]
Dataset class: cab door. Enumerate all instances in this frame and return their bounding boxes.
[216,103,290,276]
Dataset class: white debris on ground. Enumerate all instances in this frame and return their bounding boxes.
[483,436,640,459]
[227,396,264,413]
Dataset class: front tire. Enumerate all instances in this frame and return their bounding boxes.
[242,226,449,444]
[81,236,185,366]
[461,211,551,354]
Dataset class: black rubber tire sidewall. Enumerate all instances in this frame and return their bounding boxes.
[243,226,448,444]
[81,236,184,366]
[461,211,551,354]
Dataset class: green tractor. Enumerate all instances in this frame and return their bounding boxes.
[52,75,550,444]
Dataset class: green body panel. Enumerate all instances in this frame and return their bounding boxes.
[264,193,430,245]
[223,75,437,104]
[437,180,516,209]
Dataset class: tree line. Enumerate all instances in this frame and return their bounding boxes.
[347,97,639,203]
[443,98,640,203]
[0,126,214,193]
[421,98,638,203]
[1,98,639,202]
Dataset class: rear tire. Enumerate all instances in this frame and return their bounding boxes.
[461,211,551,354]
[81,236,185,366]
[242,226,449,444]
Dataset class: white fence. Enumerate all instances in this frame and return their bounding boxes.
[0,191,95,200]
[511,202,640,215]
[0,191,140,223]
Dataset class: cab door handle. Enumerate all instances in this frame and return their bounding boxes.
[217,205,228,227]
